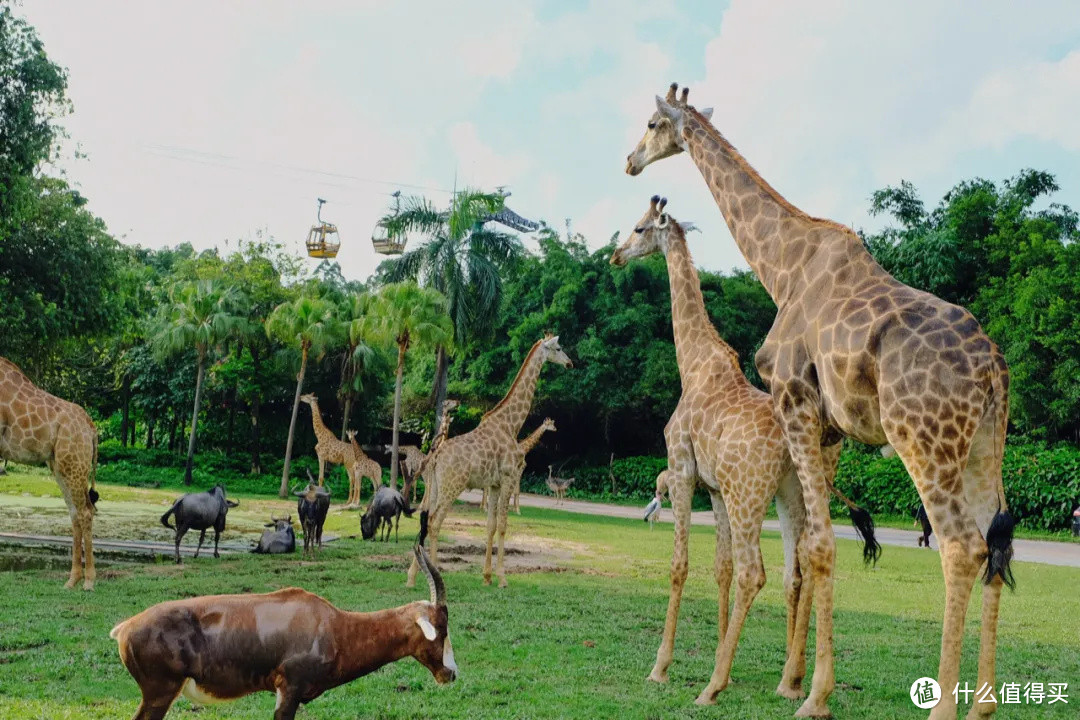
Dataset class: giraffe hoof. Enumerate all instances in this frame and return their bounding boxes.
[776,682,806,700]
[482,575,492,586]
[82,580,95,592]
[964,702,997,720]
[64,578,79,590]
[694,689,720,706]
[794,699,832,718]
[647,669,669,684]
[498,578,508,589]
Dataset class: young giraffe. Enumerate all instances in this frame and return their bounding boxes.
[0,357,100,590]
[482,417,556,514]
[612,197,819,703]
[346,431,384,507]
[299,394,361,504]
[627,84,1013,720]
[407,336,573,589]
[400,399,461,505]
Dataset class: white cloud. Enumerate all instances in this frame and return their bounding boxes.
[448,122,532,190]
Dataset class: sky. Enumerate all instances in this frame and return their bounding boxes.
[22,0,1080,281]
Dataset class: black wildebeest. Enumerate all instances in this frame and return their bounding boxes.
[160,485,239,564]
[251,515,296,555]
[361,485,413,542]
[295,474,331,558]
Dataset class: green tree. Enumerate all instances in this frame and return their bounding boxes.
[370,282,452,487]
[266,294,337,497]
[336,293,379,440]
[151,279,244,484]
[377,189,521,431]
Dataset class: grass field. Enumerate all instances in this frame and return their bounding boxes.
[1,471,1078,719]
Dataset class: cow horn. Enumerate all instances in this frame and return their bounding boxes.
[414,544,446,607]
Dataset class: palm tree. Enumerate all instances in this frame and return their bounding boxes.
[378,188,523,431]
[336,292,378,440]
[370,282,453,488]
[151,279,244,485]
[266,294,336,497]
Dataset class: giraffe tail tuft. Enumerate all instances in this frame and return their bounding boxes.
[848,505,882,566]
[984,510,1016,590]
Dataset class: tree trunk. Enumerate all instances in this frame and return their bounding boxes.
[226,340,242,457]
[431,344,449,439]
[279,345,309,497]
[146,416,155,449]
[184,352,207,485]
[169,405,181,453]
[120,374,131,447]
[130,412,137,447]
[340,395,353,441]
[250,345,262,474]
[389,341,406,490]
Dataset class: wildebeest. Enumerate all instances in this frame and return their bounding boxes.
[361,485,413,542]
[251,515,296,555]
[915,503,934,548]
[295,475,331,558]
[159,485,239,564]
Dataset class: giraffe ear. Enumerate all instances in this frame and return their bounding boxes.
[655,96,680,121]
[657,214,669,228]
[699,107,714,121]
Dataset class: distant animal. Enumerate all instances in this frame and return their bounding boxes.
[546,464,574,505]
[159,485,239,564]
[251,515,295,555]
[0,458,7,475]
[915,503,934,548]
[361,485,414,542]
[643,469,672,530]
[295,472,332,558]
[109,542,456,720]
[1072,506,1080,537]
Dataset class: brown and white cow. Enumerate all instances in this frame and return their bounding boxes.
[110,543,456,720]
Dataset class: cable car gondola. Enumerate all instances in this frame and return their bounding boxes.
[372,191,406,255]
[305,198,341,259]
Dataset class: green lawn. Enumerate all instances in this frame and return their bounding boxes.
[0,472,1078,719]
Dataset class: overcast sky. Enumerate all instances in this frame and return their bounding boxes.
[23,0,1080,281]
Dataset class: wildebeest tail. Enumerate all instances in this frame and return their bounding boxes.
[160,500,180,529]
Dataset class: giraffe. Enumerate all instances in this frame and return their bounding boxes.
[0,357,100,590]
[299,394,361,504]
[626,83,1014,720]
[482,416,556,514]
[611,196,821,703]
[345,431,384,507]
[407,335,572,588]
[400,399,461,505]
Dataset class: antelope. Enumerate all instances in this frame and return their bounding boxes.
[110,522,456,720]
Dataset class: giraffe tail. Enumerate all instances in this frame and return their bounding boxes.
[830,483,881,566]
[983,349,1015,590]
[88,434,100,509]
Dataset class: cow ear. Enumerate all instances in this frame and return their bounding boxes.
[227,500,240,507]
[416,616,437,641]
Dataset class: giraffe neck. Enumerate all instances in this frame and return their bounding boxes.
[663,228,743,385]
[483,342,545,436]
[309,401,331,439]
[519,426,549,454]
[681,110,865,306]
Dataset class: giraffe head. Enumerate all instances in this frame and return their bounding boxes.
[610,195,695,266]
[541,417,556,433]
[300,393,317,405]
[346,429,357,442]
[625,83,712,176]
[539,335,573,369]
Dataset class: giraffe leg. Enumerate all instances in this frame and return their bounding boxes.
[698,493,764,704]
[481,484,499,586]
[53,467,83,590]
[695,490,738,703]
[513,477,521,515]
[774,405,836,719]
[317,456,326,486]
[79,502,96,590]
[494,481,513,588]
[776,468,810,699]
[648,471,693,683]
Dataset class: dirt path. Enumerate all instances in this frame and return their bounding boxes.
[460,490,1080,569]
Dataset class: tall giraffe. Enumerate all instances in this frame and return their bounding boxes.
[407,336,572,588]
[345,431,384,507]
[626,84,1013,720]
[0,357,99,590]
[612,196,818,703]
[299,394,360,500]
[482,416,556,514]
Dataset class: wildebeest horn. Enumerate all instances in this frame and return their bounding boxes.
[306,469,316,484]
[414,544,446,606]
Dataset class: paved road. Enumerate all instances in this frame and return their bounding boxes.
[460,490,1080,569]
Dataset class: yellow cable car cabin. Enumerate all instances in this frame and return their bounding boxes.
[372,191,406,255]
[305,198,341,259]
